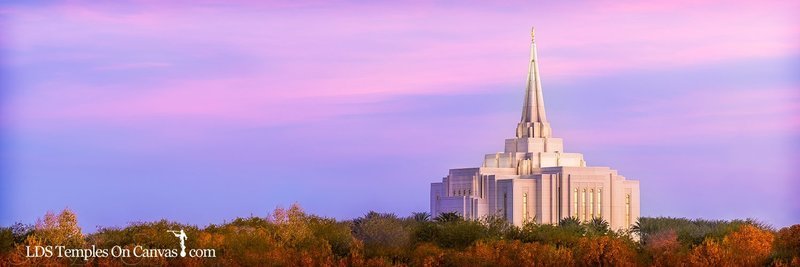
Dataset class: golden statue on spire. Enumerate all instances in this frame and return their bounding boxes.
[531,27,536,42]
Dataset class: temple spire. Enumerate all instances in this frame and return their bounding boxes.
[516,27,552,138]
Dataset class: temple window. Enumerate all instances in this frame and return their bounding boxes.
[582,188,588,221]
[522,193,529,220]
[598,188,602,218]
[590,189,595,218]
[573,188,578,218]
[625,194,631,226]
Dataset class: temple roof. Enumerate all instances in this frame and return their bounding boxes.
[515,27,552,139]
[520,27,548,124]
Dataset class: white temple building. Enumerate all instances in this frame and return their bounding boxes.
[430,29,640,230]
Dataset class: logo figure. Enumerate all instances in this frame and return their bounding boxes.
[167,230,188,257]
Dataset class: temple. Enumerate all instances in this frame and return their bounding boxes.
[429,28,640,230]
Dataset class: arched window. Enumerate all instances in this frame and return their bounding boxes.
[573,188,578,218]
[522,193,528,220]
[598,188,603,218]
[589,189,595,218]
[582,188,588,221]
[625,194,631,226]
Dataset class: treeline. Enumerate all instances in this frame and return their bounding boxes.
[1,205,799,266]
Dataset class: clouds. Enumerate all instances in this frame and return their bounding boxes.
[2,1,799,228]
[6,1,798,122]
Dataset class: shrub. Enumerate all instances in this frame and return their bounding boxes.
[774,224,800,262]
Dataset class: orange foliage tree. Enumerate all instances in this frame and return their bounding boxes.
[573,236,637,266]
[722,224,774,266]
[2,207,796,266]
[687,239,728,266]
[774,224,800,265]
[688,224,774,266]
[644,230,682,266]
[446,240,573,267]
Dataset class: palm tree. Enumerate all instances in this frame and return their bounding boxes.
[587,217,610,234]
[411,212,431,222]
[631,218,642,234]
[558,216,581,228]
[434,212,462,223]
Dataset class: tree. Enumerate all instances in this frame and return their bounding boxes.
[480,215,514,240]
[774,224,800,263]
[0,223,30,256]
[6,209,85,265]
[434,220,486,249]
[721,224,773,266]
[644,230,682,266]
[2,209,793,266]
[558,217,581,228]
[687,239,728,266]
[306,216,356,258]
[269,204,336,265]
[434,212,462,223]
[633,217,763,248]
[557,217,586,240]
[270,203,314,248]
[32,209,84,248]
[586,217,611,235]
[0,227,12,255]
[410,242,444,266]
[447,240,574,266]
[512,223,581,249]
[351,211,411,262]
[411,212,431,222]
[574,236,637,266]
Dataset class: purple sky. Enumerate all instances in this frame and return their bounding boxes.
[1,1,799,230]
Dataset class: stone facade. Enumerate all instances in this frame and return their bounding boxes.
[429,29,640,230]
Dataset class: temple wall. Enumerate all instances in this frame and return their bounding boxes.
[430,182,443,215]
[433,165,640,230]
[504,137,563,153]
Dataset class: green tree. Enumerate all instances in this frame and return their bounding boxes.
[434,220,486,249]
[32,209,84,247]
[411,212,431,222]
[351,211,411,262]
[586,217,611,236]
[480,215,514,240]
[643,230,682,266]
[434,212,462,223]
[306,216,356,258]
[774,224,800,263]
[574,235,638,266]
[634,217,768,248]
[558,216,582,228]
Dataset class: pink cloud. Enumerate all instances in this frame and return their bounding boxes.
[9,1,797,77]
[94,62,172,71]
[4,1,798,131]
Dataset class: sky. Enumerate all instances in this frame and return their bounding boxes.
[1,1,798,230]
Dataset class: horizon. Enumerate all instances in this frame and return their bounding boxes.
[1,1,799,230]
